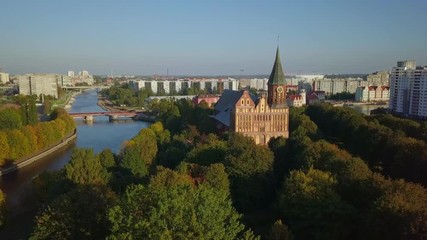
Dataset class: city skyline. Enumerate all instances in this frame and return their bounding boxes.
[1,0,427,75]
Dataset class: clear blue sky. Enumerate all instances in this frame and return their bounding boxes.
[1,0,426,75]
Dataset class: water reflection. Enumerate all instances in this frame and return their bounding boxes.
[0,90,149,208]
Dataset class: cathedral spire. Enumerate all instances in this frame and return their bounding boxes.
[267,47,287,108]
[267,47,286,85]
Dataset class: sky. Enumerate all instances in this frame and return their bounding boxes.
[0,0,426,76]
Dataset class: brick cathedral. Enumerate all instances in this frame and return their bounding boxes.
[213,47,289,145]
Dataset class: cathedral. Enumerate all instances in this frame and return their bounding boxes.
[213,47,289,145]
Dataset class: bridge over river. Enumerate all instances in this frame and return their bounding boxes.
[69,111,142,122]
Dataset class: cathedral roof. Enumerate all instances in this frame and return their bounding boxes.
[213,90,258,127]
[267,47,286,85]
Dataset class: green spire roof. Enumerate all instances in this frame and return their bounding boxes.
[267,47,286,85]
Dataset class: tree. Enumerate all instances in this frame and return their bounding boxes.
[65,148,110,185]
[131,128,158,167]
[30,185,117,240]
[0,131,10,166]
[33,170,72,205]
[265,220,293,240]
[224,133,275,212]
[0,189,5,227]
[363,175,427,240]
[107,181,249,239]
[185,135,227,166]
[21,125,38,153]
[97,148,116,169]
[7,129,31,159]
[120,144,148,178]
[157,133,191,169]
[0,108,22,130]
[278,168,355,239]
[27,95,38,125]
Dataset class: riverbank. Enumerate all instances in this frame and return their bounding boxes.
[0,130,77,176]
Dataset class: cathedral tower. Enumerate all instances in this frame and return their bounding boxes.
[267,47,287,108]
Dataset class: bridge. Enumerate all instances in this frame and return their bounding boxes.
[69,111,141,122]
[61,85,110,92]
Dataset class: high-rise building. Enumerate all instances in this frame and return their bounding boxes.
[18,74,59,98]
[213,47,289,145]
[389,61,427,118]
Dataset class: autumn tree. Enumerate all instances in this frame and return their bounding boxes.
[0,131,10,165]
[0,108,22,130]
[7,129,31,159]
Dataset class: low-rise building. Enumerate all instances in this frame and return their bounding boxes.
[286,89,306,107]
[193,94,220,107]
[355,86,389,102]
[306,91,325,105]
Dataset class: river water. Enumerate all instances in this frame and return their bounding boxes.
[0,90,149,208]
[346,104,388,115]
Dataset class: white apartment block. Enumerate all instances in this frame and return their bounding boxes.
[131,78,238,94]
[313,78,367,95]
[18,74,59,98]
[355,86,389,102]
[390,61,427,118]
[0,72,10,84]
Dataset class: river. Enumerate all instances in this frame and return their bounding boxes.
[0,90,149,209]
[346,104,388,115]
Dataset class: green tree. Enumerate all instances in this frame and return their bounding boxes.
[120,144,148,178]
[65,148,110,185]
[28,95,38,125]
[107,182,248,239]
[0,108,22,130]
[33,170,72,205]
[131,128,158,167]
[224,133,275,212]
[185,134,227,166]
[277,168,355,239]
[265,220,293,240]
[97,148,116,169]
[30,185,116,240]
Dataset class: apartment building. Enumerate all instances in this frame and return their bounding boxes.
[390,61,427,118]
